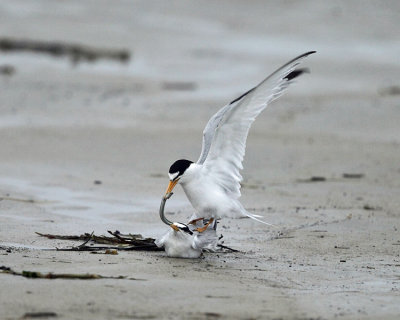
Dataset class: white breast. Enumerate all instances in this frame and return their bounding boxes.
[180,164,245,219]
[155,229,202,258]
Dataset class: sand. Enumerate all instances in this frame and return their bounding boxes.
[1,1,399,319]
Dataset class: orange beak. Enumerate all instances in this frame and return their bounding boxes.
[170,224,179,231]
[165,179,179,195]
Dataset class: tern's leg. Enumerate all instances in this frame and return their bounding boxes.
[195,218,215,233]
[188,217,204,225]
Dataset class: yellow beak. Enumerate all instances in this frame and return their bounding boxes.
[165,179,179,195]
[170,224,179,231]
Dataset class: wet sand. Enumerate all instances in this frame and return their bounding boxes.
[1,1,400,319]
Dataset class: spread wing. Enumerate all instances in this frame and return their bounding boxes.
[197,51,316,198]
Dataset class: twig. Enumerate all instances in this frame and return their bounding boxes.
[35,232,89,241]
[217,244,240,253]
[36,231,163,251]
[76,231,94,249]
[107,230,133,243]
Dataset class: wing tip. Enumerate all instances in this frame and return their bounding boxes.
[228,50,316,105]
[302,50,317,57]
[284,68,310,81]
[294,50,317,62]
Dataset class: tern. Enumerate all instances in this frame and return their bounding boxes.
[164,51,316,231]
[156,192,218,258]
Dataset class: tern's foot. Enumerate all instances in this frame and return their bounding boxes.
[195,218,214,233]
[188,217,204,225]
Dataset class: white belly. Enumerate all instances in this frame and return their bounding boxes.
[164,239,201,258]
[155,229,202,258]
[180,178,245,219]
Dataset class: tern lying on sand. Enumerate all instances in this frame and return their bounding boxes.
[155,192,218,258]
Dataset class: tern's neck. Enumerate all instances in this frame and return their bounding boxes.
[179,162,202,184]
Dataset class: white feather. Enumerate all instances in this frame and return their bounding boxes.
[155,229,202,258]
[168,172,179,181]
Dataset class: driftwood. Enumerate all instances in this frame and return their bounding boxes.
[36,230,163,252]
[0,266,140,280]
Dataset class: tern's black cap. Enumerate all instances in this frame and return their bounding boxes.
[169,159,193,178]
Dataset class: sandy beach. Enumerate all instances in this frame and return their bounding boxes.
[1,1,399,319]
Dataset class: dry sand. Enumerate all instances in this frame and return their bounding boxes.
[0,1,399,319]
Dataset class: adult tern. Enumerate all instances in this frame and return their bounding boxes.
[164,51,316,231]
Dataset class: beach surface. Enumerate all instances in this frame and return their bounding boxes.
[1,1,399,319]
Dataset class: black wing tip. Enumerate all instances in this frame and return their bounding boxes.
[283,51,315,80]
[294,50,316,61]
[284,68,310,81]
[229,50,316,105]
[303,50,317,57]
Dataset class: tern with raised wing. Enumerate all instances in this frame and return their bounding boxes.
[164,51,316,232]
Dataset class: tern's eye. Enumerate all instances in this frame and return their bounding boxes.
[169,159,193,179]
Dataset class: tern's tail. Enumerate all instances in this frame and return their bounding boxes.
[244,211,278,228]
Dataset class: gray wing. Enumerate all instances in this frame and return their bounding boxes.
[199,51,316,199]
[196,51,315,166]
[197,104,232,164]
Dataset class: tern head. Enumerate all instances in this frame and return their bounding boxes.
[165,159,193,195]
[170,222,193,235]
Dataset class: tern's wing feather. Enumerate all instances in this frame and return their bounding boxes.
[200,51,315,198]
[197,104,232,165]
[192,219,218,251]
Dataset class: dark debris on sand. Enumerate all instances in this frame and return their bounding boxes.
[0,38,130,64]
